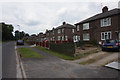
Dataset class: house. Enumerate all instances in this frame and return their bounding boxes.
[51,22,75,42]
[75,6,120,44]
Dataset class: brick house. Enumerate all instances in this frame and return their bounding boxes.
[44,22,75,42]
[53,22,75,42]
[75,6,120,44]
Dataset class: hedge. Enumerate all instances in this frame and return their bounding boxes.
[50,42,75,56]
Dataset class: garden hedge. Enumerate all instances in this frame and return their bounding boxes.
[50,42,75,56]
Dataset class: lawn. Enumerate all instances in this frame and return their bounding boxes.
[18,47,44,58]
[35,46,78,60]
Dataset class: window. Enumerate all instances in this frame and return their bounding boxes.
[52,37,55,41]
[73,36,80,42]
[47,33,49,36]
[62,36,64,41]
[72,29,74,33]
[58,29,61,34]
[62,28,64,33]
[65,36,68,41]
[83,23,89,30]
[58,36,61,41]
[101,31,111,40]
[77,36,80,41]
[53,30,54,35]
[83,33,90,41]
[77,25,79,31]
[101,17,111,27]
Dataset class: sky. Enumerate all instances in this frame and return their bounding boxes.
[0,0,120,35]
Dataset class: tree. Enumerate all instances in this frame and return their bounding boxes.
[15,30,29,40]
[1,22,14,41]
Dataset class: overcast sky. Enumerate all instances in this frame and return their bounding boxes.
[0,0,120,35]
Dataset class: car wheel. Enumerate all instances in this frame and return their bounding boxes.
[102,48,105,51]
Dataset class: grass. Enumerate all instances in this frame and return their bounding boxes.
[18,47,44,58]
[35,46,78,60]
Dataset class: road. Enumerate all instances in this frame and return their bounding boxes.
[20,45,119,78]
[2,41,17,78]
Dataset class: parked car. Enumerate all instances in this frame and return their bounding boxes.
[17,40,24,45]
[102,39,120,51]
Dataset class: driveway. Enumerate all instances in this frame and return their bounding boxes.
[17,45,119,78]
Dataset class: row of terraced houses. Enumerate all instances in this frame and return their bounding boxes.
[28,6,120,45]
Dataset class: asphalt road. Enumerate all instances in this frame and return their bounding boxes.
[21,46,119,78]
[2,41,17,78]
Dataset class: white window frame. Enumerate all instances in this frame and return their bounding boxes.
[62,28,64,33]
[58,36,61,41]
[53,30,54,35]
[62,36,64,41]
[83,23,89,30]
[77,25,79,31]
[73,36,80,42]
[52,37,55,41]
[83,33,90,41]
[65,36,68,41]
[101,31,112,40]
[58,29,61,34]
[72,29,75,33]
[101,17,111,27]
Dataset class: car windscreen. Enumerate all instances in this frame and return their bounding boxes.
[105,40,117,43]
[18,40,23,42]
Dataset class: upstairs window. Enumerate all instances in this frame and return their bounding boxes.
[72,29,75,33]
[58,29,61,34]
[101,17,111,27]
[52,30,54,35]
[83,23,89,30]
[62,28,64,33]
[77,25,79,31]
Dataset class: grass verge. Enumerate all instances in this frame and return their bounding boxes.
[18,47,44,58]
[35,46,77,60]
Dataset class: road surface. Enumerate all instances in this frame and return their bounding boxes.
[2,41,17,78]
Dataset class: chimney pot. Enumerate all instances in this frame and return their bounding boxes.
[102,6,108,13]
[63,22,66,25]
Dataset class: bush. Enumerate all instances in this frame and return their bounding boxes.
[50,42,75,56]
[26,41,35,45]
[90,39,98,46]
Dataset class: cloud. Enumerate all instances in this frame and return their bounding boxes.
[1,1,119,35]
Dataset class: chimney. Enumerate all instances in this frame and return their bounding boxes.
[63,22,66,25]
[102,6,108,13]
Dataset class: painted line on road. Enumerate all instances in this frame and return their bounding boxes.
[15,43,27,79]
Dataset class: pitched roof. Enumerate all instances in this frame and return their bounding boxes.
[75,8,120,25]
[56,23,75,29]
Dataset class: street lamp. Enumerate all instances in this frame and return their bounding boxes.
[17,25,20,39]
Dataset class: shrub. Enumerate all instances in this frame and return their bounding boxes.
[50,42,75,56]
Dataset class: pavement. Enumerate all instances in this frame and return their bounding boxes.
[2,41,17,78]
[17,44,120,78]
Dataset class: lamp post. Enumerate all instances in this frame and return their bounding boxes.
[17,25,20,39]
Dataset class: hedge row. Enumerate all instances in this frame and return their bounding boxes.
[50,42,75,56]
